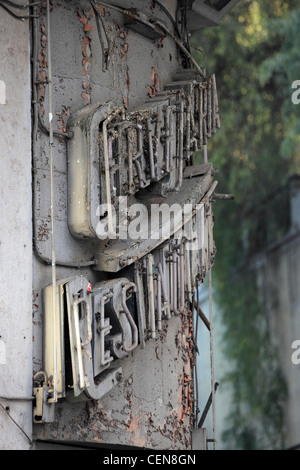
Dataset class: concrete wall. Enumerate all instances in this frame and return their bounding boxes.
[0,7,33,450]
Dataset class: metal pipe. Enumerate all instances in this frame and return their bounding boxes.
[164,106,171,172]
[156,109,163,179]
[161,251,171,320]
[203,144,208,164]
[203,85,207,146]
[137,125,147,176]
[127,129,134,194]
[73,297,91,390]
[148,255,156,338]
[121,283,138,352]
[134,159,146,188]
[211,75,216,135]
[207,77,212,138]
[46,0,58,404]
[179,242,185,311]
[186,99,191,162]
[157,272,162,331]
[208,264,217,449]
[193,299,211,332]
[157,262,168,302]
[147,118,156,180]
[199,86,203,148]
[175,97,184,191]
[198,382,219,429]
[172,251,179,314]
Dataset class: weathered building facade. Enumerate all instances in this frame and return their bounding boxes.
[0,0,239,450]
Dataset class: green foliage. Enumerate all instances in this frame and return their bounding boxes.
[191,0,298,449]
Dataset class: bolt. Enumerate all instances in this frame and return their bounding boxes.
[116,372,123,382]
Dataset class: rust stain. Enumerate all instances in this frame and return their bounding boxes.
[77,8,93,105]
[38,21,48,117]
[126,408,147,448]
[37,223,49,241]
[56,105,70,134]
[147,66,159,98]
[122,95,128,110]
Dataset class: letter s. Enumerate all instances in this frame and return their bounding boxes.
[291,80,300,104]
[291,340,300,364]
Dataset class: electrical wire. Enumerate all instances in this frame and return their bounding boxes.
[0,0,40,20]
[0,0,43,8]
[0,402,33,447]
[89,0,111,72]
[93,1,206,78]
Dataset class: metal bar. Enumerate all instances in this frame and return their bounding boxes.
[157,272,162,331]
[148,255,156,338]
[155,110,162,180]
[108,136,116,194]
[166,245,174,317]
[203,145,208,164]
[127,129,134,194]
[195,277,200,345]
[186,98,191,162]
[161,251,171,319]
[164,106,171,173]
[147,118,156,180]
[74,297,92,347]
[203,84,207,146]
[178,97,184,185]
[212,74,221,129]
[214,193,235,200]
[198,382,219,429]
[199,86,203,148]
[211,75,216,135]
[193,299,211,332]
[73,298,88,390]
[207,77,212,138]
[157,262,168,302]
[179,242,185,311]
[208,263,217,449]
[172,251,179,314]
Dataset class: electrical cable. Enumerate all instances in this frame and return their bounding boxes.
[0,0,40,20]
[0,402,33,446]
[1,0,43,8]
[93,1,206,78]
[89,0,111,72]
